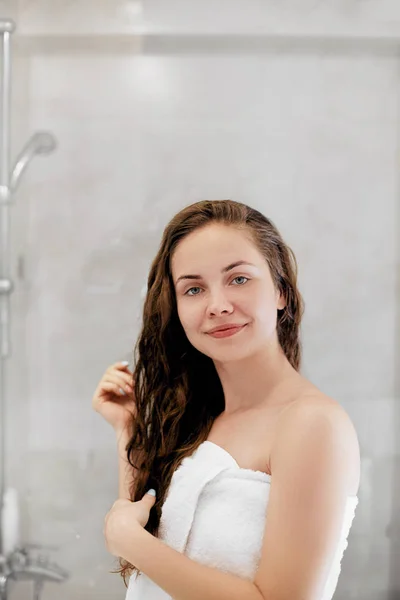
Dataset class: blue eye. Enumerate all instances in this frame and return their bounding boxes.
[186,286,201,296]
[184,276,249,296]
[233,276,248,285]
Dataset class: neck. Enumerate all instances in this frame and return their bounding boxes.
[213,337,303,416]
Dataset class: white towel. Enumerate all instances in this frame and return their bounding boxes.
[126,440,358,599]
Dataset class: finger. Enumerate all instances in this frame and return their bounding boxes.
[109,369,135,388]
[99,382,131,397]
[115,371,135,386]
[114,361,133,373]
[104,374,134,393]
[93,383,125,411]
[143,489,157,500]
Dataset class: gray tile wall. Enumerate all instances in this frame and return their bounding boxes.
[1,1,399,598]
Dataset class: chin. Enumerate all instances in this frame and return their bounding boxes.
[207,345,252,363]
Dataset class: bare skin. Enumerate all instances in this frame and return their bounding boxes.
[170,223,360,498]
[91,361,136,434]
[93,220,360,500]
[206,374,312,475]
[206,384,360,497]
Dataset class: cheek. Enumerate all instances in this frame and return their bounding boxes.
[177,299,202,331]
[248,289,277,324]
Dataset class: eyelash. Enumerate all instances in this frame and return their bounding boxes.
[184,276,250,296]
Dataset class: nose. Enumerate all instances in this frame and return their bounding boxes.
[206,290,234,316]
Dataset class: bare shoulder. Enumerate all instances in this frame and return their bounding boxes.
[273,390,361,496]
[281,389,356,428]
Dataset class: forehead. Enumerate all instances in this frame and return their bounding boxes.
[171,224,262,273]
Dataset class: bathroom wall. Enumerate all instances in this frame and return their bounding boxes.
[2,1,400,598]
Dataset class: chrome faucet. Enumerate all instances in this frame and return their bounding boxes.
[0,544,69,600]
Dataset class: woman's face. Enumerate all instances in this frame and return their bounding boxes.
[171,223,286,362]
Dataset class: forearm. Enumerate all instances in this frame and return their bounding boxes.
[115,427,135,500]
[124,527,264,600]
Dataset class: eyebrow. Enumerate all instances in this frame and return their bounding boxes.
[175,260,256,285]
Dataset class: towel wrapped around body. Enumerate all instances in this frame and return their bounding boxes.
[126,440,358,600]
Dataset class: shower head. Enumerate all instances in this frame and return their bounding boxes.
[0,20,16,34]
[25,131,57,155]
[9,131,57,192]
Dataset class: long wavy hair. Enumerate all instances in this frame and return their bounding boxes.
[112,199,305,584]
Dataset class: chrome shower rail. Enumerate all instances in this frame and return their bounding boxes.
[0,17,66,600]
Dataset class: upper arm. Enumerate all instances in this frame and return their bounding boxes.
[253,400,360,600]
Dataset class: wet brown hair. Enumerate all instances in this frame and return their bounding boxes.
[112,199,305,584]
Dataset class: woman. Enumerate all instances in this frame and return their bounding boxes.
[92,199,360,600]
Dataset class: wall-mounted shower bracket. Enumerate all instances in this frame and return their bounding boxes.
[0,187,10,205]
[0,280,13,296]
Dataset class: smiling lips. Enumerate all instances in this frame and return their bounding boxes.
[207,323,247,333]
[206,324,247,338]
